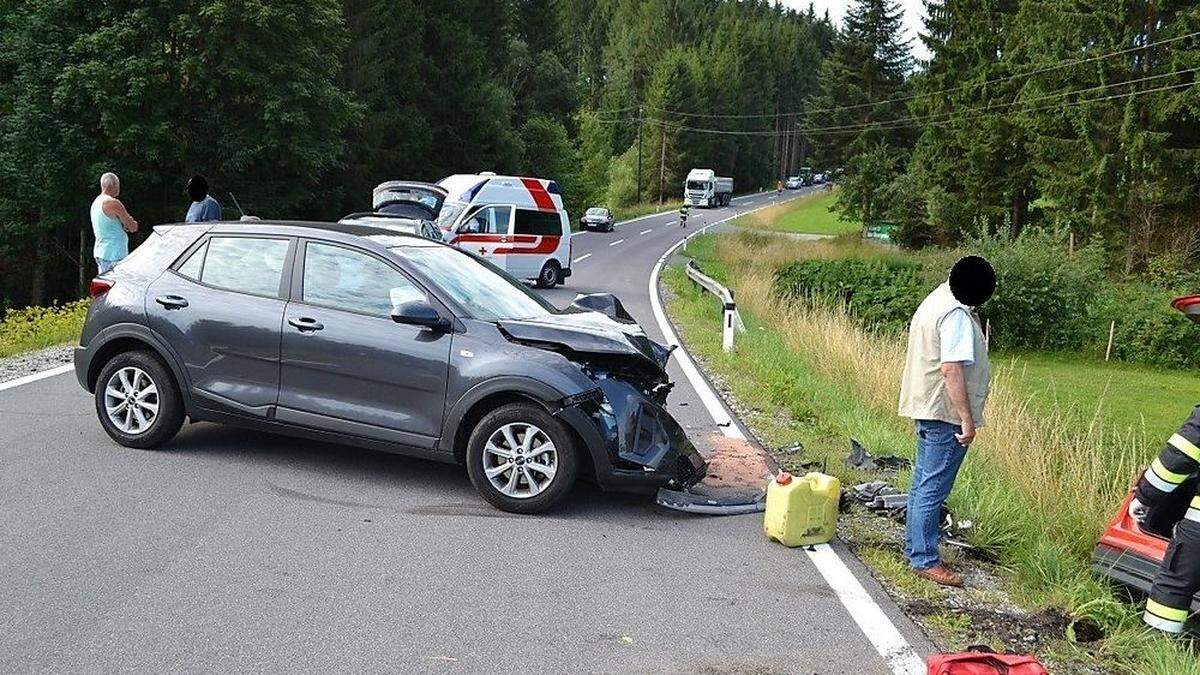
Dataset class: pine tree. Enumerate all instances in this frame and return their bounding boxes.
[806,0,913,223]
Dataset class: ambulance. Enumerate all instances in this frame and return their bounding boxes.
[433,172,573,288]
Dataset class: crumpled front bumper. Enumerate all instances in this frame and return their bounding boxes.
[554,377,706,493]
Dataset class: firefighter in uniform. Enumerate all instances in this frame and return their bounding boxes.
[678,205,689,228]
[1130,296,1200,634]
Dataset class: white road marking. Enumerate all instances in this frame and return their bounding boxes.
[806,545,927,675]
[640,229,652,235]
[608,239,624,246]
[645,194,923,675]
[573,253,592,263]
[0,363,74,392]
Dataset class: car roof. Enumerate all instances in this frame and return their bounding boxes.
[162,219,443,248]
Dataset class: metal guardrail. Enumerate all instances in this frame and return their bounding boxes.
[685,260,746,352]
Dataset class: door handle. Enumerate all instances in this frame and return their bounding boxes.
[155,295,189,309]
[288,317,324,332]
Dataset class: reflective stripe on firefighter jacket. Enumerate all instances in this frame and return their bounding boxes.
[1135,406,1200,633]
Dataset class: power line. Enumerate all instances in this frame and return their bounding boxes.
[595,30,1200,122]
[589,78,1196,138]
[799,66,1198,134]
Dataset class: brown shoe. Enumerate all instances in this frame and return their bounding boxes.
[914,564,963,587]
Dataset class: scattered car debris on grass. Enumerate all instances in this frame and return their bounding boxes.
[845,439,911,472]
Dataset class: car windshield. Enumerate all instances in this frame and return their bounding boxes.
[392,245,556,322]
[436,201,467,230]
[586,208,607,216]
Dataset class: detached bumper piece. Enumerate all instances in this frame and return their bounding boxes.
[656,434,778,516]
[656,484,766,515]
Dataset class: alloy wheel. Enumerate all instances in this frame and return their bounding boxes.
[482,422,558,499]
[103,366,159,435]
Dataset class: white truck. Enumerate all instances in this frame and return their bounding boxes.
[683,168,733,207]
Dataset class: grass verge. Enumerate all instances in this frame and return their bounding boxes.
[0,300,88,359]
[733,188,859,236]
[664,231,1199,674]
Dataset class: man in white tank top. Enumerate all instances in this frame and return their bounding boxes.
[898,256,996,587]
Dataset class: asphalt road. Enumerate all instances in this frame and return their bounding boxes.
[0,189,931,674]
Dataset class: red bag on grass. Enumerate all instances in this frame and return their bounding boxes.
[927,649,1048,675]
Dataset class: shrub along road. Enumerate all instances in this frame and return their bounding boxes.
[0,191,931,674]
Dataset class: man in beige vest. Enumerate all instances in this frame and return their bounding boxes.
[898,256,996,587]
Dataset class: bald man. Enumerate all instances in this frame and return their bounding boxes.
[91,172,139,274]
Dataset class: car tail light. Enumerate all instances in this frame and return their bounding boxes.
[89,278,115,298]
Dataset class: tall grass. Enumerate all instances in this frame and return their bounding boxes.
[719,233,1146,578]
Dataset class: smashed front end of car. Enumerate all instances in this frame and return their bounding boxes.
[496,294,707,492]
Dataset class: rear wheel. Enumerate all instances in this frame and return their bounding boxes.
[94,350,184,449]
[466,402,579,513]
[535,260,560,288]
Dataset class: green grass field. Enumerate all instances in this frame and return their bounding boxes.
[736,189,860,236]
[1001,351,1200,440]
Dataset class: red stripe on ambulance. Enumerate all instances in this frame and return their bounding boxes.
[520,178,556,212]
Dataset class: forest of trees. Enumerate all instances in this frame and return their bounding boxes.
[808,0,1199,279]
[2,0,1198,310]
[0,0,833,308]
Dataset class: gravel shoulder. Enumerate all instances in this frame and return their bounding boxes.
[0,343,74,383]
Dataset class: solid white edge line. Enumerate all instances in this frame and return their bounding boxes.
[805,545,926,675]
[645,193,924,675]
[573,253,592,263]
[0,363,74,392]
[608,239,624,247]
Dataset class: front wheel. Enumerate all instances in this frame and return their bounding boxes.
[466,403,579,513]
[94,350,184,449]
[535,260,560,288]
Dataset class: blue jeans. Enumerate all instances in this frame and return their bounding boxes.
[95,257,116,274]
[905,419,969,570]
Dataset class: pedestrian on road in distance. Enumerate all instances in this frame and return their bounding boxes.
[897,255,996,588]
[679,205,689,228]
[184,175,222,222]
[90,172,139,274]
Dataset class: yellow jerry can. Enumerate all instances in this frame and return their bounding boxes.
[763,471,841,547]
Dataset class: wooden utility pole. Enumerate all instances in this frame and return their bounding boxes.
[658,121,667,204]
[636,105,643,204]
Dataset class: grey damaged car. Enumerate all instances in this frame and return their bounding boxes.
[74,220,706,513]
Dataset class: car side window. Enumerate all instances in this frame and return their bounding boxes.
[458,205,511,235]
[302,242,425,317]
[514,209,562,237]
[199,236,289,297]
[176,240,207,280]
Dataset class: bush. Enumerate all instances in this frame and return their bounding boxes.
[1098,284,1200,370]
[0,300,89,358]
[965,229,1107,352]
[773,256,926,334]
[769,228,1200,369]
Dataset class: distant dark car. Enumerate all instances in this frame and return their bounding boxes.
[74,220,705,513]
[339,212,443,241]
[580,207,614,232]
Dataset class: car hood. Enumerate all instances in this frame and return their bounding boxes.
[497,311,673,383]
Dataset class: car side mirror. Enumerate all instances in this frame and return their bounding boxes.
[391,301,450,331]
